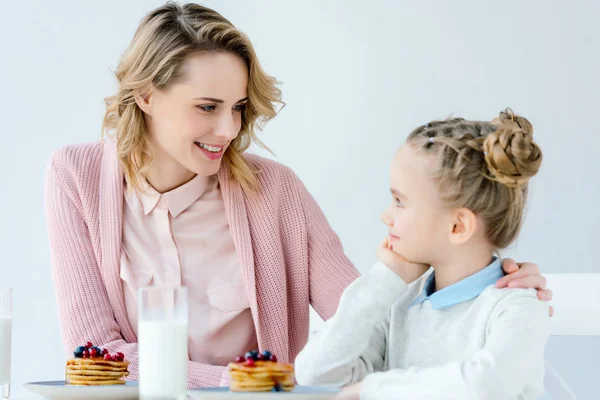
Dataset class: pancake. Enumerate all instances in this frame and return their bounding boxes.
[67,358,129,369]
[66,374,129,381]
[228,351,295,392]
[66,378,126,386]
[66,369,130,377]
[66,364,128,372]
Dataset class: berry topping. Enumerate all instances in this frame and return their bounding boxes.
[244,352,254,360]
[104,354,112,361]
[269,355,278,362]
[256,353,264,361]
[261,350,272,359]
[101,348,109,356]
[89,348,98,357]
[111,355,119,362]
[115,352,125,362]
[245,358,255,367]
[235,356,245,363]
[85,342,93,349]
[82,350,90,359]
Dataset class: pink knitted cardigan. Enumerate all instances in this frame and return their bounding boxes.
[44,140,360,387]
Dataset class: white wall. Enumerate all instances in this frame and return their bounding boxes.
[1,0,598,398]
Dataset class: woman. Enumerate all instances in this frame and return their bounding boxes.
[45,2,552,388]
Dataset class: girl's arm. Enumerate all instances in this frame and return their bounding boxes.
[295,263,412,386]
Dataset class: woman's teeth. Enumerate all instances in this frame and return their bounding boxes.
[195,142,222,153]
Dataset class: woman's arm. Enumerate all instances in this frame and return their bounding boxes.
[294,175,361,319]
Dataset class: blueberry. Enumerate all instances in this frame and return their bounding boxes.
[244,350,259,360]
[261,350,272,359]
[91,346,101,354]
[74,346,86,358]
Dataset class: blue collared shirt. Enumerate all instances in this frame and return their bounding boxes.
[411,257,504,310]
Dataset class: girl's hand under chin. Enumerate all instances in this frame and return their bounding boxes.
[377,237,430,284]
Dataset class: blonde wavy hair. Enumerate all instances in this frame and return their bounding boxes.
[102,1,283,193]
[407,108,543,249]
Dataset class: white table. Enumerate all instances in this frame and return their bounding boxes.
[7,386,43,399]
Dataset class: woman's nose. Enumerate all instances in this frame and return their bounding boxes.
[214,112,239,141]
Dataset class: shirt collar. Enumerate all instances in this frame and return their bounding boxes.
[411,257,504,310]
[136,174,211,217]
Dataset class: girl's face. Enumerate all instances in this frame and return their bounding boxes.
[136,52,249,182]
[381,144,454,266]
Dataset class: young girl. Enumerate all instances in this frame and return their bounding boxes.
[295,109,550,399]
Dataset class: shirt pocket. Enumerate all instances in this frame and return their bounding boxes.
[206,283,251,336]
[120,252,154,290]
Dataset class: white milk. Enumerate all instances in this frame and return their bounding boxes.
[0,316,11,385]
[138,319,188,399]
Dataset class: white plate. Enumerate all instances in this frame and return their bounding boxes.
[23,380,139,400]
[188,386,340,400]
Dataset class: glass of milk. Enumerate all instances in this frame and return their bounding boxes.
[138,287,188,400]
[0,289,12,400]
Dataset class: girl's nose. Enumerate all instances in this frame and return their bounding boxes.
[380,212,393,227]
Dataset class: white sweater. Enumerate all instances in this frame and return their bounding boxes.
[295,261,550,400]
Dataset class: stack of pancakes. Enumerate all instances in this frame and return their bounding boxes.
[228,360,295,392]
[65,357,130,386]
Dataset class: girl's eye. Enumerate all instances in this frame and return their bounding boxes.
[197,105,216,112]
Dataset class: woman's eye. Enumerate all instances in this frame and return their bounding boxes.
[233,104,246,113]
[197,105,216,112]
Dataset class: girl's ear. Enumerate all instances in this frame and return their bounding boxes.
[448,208,477,245]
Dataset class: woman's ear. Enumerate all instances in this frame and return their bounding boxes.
[133,89,153,115]
[448,208,478,245]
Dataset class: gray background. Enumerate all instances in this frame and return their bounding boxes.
[1,0,598,398]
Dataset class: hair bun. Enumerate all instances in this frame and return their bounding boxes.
[493,108,534,135]
[483,109,542,188]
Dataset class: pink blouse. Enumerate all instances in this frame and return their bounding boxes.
[120,174,258,366]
